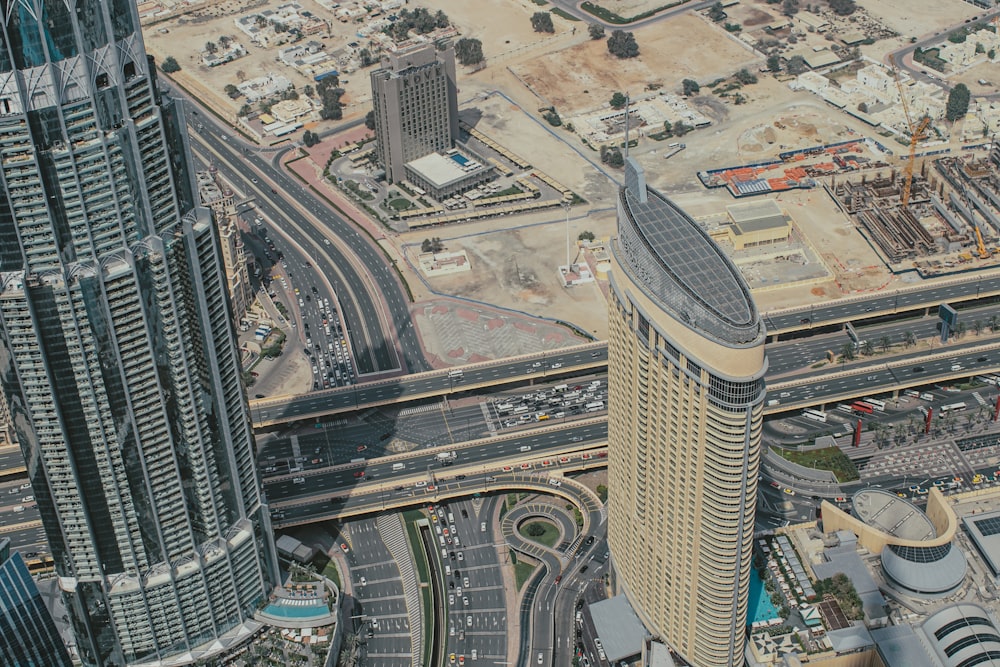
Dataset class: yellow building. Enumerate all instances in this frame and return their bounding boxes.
[608,158,767,667]
[725,199,791,250]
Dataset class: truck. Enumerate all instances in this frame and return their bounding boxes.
[436,451,457,462]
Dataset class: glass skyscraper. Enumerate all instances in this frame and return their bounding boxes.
[0,1,275,664]
[0,537,73,666]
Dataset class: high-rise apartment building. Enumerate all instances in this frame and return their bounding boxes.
[0,537,73,666]
[370,41,459,184]
[196,169,253,322]
[607,158,767,667]
[0,4,275,666]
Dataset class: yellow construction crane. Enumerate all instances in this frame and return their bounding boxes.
[889,55,930,207]
[975,223,989,259]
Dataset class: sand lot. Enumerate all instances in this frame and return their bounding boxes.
[511,13,758,114]
[859,0,982,38]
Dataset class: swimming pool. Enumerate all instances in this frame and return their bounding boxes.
[747,569,782,626]
[450,154,470,166]
[263,602,330,619]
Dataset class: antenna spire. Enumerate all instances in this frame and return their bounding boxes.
[624,92,630,157]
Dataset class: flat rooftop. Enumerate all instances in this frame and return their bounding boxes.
[407,151,484,188]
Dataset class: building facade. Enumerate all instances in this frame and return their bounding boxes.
[196,169,254,322]
[607,158,767,667]
[0,538,73,666]
[370,41,459,184]
[0,2,275,665]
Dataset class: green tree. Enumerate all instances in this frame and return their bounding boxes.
[682,78,700,96]
[588,23,605,40]
[525,522,546,537]
[767,54,782,72]
[903,330,917,347]
[840,343,855,365]
[204,41,217,54]
[365,110,376,130]
[708,2,727,21]
[218,35,231,49]
[317,77,344,120]
[455,37,484,66]
[990,315,999,333]
[238,104,252,117]
[531,11,555,33]
[724,22,742,32]
[578,230,596,241]
[782,0,799,15]
[224,84,240,99]
[610,92,627,109]
[948,31,967,44]
[879,335,892,353]
[786,55,808,75]
[607,30,639,58]
[160,56,181,73]
[734,68,758,85]
[828,0,856,15]
[303,84,314,98]
[673,121,692,136]
[302,130,321,147]
[946,83,971,121]
[861,339,875,356]
[601,145,624,167]
[359,47,376,67]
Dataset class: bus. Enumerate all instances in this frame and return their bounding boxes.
[803,409,828,423]
[939,402,967,416]
[862,397,886,412]
[448,369,464,379]
[585,401,606,412]
[851,401,874,414]
[495,403,513,413]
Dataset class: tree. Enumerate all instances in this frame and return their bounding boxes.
[903,330,917,347]
[365,110,376,131]
[359,47,376,67]
[610,92,627,109]
[708,2,727,21]
[588,23,605,40]
[578,230,596,242]
[455,37,484,66]
[947,83,971,121]
[302,130,321,147]
[673,121,692,136]
[767,54,782,72]
[948,31,967,44]
[205,41,217,54]
[607,30,639,58]
[828,0,856,15]
[543,109,562,126]
[782,0,799,15]
[531,11,555,33]
[238,104,252,117]
[303,84,314,98]
[316,77,344,120]
[525,522,546,537]
[224,84,240,99]
[236,69,246,82]
[434,9,449,28]
[840,343,855,365]
[734,68,758,85]
[786,55,808,75]
[879,335,892,353]
[218,35,231,49]
[160,56,180,73]
[682,79,700,96]
[601,145,624,167]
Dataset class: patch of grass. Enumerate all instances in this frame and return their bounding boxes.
[580,0,685,24]
[530,0,548,4]
[319,558,341,590]
[403,510,433,667]
[515,561,536,590]
[519,520,560,548]
[772,445,859,482]
[388,198,412,211]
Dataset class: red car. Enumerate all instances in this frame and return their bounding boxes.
[520,463,531,470]
[597,452,607,458]
[340,543,349,553]
[353,471,365,478]
[541,460,552,467]
[502,466,513,472]
[559,457,570,464]
[581,453,592,460]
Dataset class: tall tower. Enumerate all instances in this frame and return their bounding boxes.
[0,537,73,666]
[0,2,275,665]
[607,158,766,666]
[370,41,459,184]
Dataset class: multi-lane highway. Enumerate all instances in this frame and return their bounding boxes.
[184,105,429,375]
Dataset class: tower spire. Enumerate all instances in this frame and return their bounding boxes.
[624,92,630,158]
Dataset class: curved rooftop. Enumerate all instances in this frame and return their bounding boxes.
[882,542,966,596]
[852,489,937,541]
[923,603,1000,667]
[615,158,762,347]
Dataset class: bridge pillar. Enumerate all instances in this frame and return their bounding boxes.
[769,333,780,343]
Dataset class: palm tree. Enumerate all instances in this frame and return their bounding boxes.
[990,314,999,333]
[903,331,917,348]
[861,340,875,356]
[956,321,967,339]
[974,319,983,335]
[879,335,891,353]
[840,343,855,366]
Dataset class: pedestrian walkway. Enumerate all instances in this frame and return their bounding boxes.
[376,513,422,667]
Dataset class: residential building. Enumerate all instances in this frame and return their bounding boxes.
[370,42,460,183]
[607,157,767,666]
[0,538,73,666]
[0,3,276,665]
[196,170,254,321]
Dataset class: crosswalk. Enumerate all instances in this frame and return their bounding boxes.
[377,513,422,667]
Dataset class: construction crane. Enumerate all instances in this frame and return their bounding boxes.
[975,223,990,259]
[888,55,930,207]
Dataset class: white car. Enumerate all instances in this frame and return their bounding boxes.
[449,594,455,605]
[360,577,367,586]
[457,552,464,561]
[463,597,469,606]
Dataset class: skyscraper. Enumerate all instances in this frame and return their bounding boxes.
[370,41,459,184]
[607,158,766,667]
[0,537,73,666]
[0,3,275,665]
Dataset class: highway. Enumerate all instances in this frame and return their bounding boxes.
[184,106,430,375]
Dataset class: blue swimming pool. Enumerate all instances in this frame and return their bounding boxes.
[450,154,470,166]
[263,602,329,619]
[747,569,782,626]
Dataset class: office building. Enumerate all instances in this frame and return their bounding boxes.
[370,42,460,184]
[0,3,275,665]
[0,538,73,666]
[607,158,767,666]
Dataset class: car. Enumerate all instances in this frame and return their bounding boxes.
[353,471,365,478]
[456,586,462,596]
[481,522,487,532]
[415,481,427,488]
[449,581,455,589]
[581,453,592,460]
[449,594,455,605]
[463,596,469,606]
[12,505,25,513]
[520,463,531,470]
[449,625,455,636]
[466,615,473,627]
[255,393,266,399]
[913,366,924,373]
[360,577,367,586]
[457,552,464,561]
[585,536,595,546]
[783,488,795,495]
[461,509,468,518]
[538,653,543,664]
[450,653,457,664]
[548,478,562,487]
[357,445,368,452]
[459,656,466,666]
[597,452,607,458]
[456,474,466,480]
[7,488,16,494]
[541,460,552,467]
[554,575,562,584]
[580,565,588,573]
[21,495,33,503]
[443,528,449,536]
[769,481,781,488]
[569,436,583,442]
[559,457,570,463]
[503,466,513,472]
[340,543,349,553]
[463,577,470,587]
[450,552,456,561]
